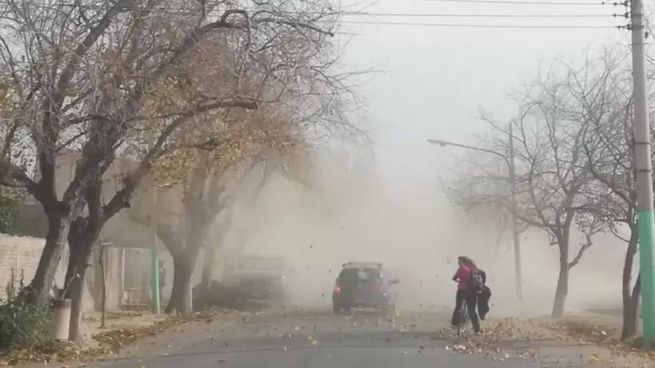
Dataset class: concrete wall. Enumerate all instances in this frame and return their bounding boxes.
[20,150,156,248]
[0,235,128,314]
[10,151,175,309]
[0,235,62,300]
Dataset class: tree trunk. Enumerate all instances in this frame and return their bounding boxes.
[64,262,87,341]
[165,251,197,316]
[621,226,640,340]
[551,231,573,319]
[64,240,95,341]
[552,237,570,318]
[164,259,181,314]
[160,237,183,315]
[551,264,569,318]
[198,215,232,306]
[200,242,219,292]
[64,219,101,341]
[99,244,106,329]
[197,242,220,309]
[165,220,208,316]
[622,274,641,340]
[29,211,72,306]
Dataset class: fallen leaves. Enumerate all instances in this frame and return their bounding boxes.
[2,340,107,366]
[440,317,561,363]
[441,315,655,367]
[545,318,655,363]
[589,353,601,363]
[93,316,187,352]
[0,315,194,366]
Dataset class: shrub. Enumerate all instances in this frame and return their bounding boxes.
[0,273,52,350]
[0,189,20,234]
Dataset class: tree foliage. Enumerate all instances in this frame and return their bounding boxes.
[0,188,20,234]
[0,274,51,350]
[0,0,347,310]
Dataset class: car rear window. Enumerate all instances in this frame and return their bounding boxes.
[338,268,380,283]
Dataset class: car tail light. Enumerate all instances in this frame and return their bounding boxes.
[334,285,342,293]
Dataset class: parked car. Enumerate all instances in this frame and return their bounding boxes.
[222,255,291,306]
[332,262,399,314]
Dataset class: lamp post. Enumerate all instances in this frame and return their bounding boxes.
[428,129,522,300]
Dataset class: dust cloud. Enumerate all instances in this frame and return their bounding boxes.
[214,147,626,318]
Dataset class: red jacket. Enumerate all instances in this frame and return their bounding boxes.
[453,265,472,290]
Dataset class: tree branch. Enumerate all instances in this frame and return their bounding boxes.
[53,0,134,107]
[568,241,592,269]
[0,160,36,191]
[128,209,183,257]
[127,97,258,123]
[102,115,191,221]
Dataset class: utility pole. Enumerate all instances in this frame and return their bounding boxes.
[630,0,655,344]
[508,122,522,300]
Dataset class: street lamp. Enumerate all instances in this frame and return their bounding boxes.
[426,139,511,168]
[428,127,523,300]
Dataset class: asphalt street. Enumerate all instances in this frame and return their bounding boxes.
[86,309,591,368]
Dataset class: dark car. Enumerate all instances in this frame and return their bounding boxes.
[332,262,399,314]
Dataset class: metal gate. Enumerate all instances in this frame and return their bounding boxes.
[121,247,152,307]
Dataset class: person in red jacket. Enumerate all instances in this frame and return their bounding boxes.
[450,256,481,334]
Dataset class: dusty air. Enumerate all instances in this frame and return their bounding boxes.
[0,0,650,367]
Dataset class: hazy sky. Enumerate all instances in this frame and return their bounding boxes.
[338,0,633,196]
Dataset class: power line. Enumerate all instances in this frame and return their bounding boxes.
[0,1,620,21]
[420,0,606,5]
[340,20,621,28]
[343,12,615,18]
[0,1,610,11]
[0,1,623,26]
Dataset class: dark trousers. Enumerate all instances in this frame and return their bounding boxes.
[450,289,480,333]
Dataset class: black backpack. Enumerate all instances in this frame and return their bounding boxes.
[469,268,485,292]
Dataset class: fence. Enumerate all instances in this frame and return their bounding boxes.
[121,247,153,308]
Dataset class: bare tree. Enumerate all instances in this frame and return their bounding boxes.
[448,57,617,318]
[0,0,342,312]
[162,157,234,315]
[513,58,614,318]
[127,107,315,316]
[131,16,354,315]
[579,57,641,339]
[544,51,649,336]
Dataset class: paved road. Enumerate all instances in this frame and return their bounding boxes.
[87,309,590,368]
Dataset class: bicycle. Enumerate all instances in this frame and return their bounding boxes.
[455,298,470,336]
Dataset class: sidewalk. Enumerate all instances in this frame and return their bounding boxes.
[2,308,241,367]
[442,313,655,367]
[80,310,169,347]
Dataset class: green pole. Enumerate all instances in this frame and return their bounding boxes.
[151,246,160,314]
[630,0,655,345]
[639,212,655,343]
